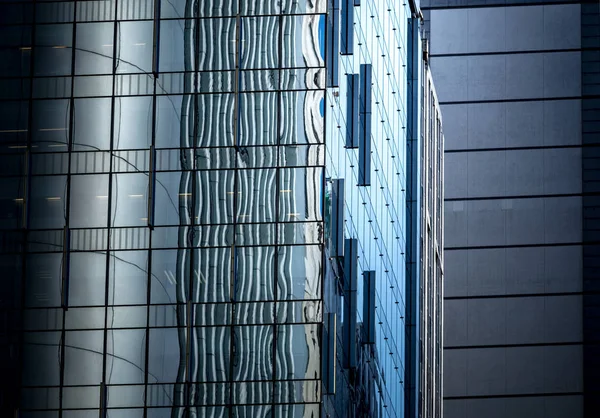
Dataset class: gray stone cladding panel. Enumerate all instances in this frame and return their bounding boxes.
[431,52,581,102]
[443,346,583,397]
[443,396,583,418]
[444,246,582,298]
[442,100,581,151]
[444,196,582,247]
[429,4,580,54]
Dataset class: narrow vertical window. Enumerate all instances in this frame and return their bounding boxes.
[343,238,358,369]
[340,0,354,55]
[346,73,359,148]
[331,179,345,257]
[322,313,337,394]
[358,64,372,186]
[147,145,156,229]
[363,270,376,344]
[61,225,70,310]
[326,0,340,87]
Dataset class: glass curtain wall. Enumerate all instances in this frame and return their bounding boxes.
[0,0,326,417]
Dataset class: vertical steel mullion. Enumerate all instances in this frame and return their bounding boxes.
[271,10,284,410]
[143,1,161,411]
[16,2,38,415]
[147,145,156,229]
[185,4,202,411]
[152,0,161,78]
[101,2,120,416]
[58,3,79,416]
[228,3,243,414]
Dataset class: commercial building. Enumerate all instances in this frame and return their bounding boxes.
[423,1,597,417]
[0,1,443,417]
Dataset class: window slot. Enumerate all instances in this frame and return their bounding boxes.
[346,74,360,149]
[343,238,358,369]
[340,0,354,55]
[61,225,70,311]
[363,270,376,344]
[326,0,340,87]
[331,179,345,257]
[147,145,156,229]
[358,64,372,186]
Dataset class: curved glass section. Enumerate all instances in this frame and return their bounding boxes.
[1,0,325,417]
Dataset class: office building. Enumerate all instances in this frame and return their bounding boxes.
[0,1,443,417]
[423,0,597,417]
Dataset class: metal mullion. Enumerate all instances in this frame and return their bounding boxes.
[56,3,78,416]
[101,2,120,416]
[228,3,243,415]
[15,2,38,416]
[271,10,284,411]
[185,5,202,411]
[143,1,161,413]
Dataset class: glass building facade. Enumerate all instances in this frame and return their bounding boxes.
[0,1,442,417]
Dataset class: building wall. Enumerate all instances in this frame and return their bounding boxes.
[423,1,585,417]
[0,1,325,416]
[321,1,415,417]
[420,57,444,418]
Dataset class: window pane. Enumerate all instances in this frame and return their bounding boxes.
[75,22,113,75]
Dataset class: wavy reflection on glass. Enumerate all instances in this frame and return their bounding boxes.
[170,1,325,417]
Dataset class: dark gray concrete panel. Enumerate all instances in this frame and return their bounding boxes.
[431,52,580,102]
[444,345,583,398]
[444,196,582,248]
[444,395,583,418]
[442,100,581,151]
[429,4,580,54]
[444,295,582,347]
[444,246,583,298]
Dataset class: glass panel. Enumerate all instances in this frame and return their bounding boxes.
[232,325,273,381]
[158,19,186,72]
[63,385,99,409]
[31,99,69,149]
[116,21,153,74]
[20,387,60,410]
[238,92,278,146]
[24,253,62,308]
[234,246,274,302]
[150,249,178,304]
[70,251,107,306]
[108,250,148,305]
[190,246,230,303]
[241,17,279,70]
[111,173,148,227]
[64,307,105,329]
[75,22,114,75]
[0,100,28,147]
[277,245,322,300]
[21,331,61,386]
[114,96,153,150]
[280,90,325,144]
[105,329,146,384]
[0,176,25,229]
[34,24,73,76]
[148,327,180,383]
[155,171,185,226]
[278,167,323,222]
[196,170,234,224]
[275,323,320,379]
[73,98,112,151]
[236,169,276,223]
[70,174,109,228]
[0,25,31,76]
[29,175,66,229]
[63,330,104,385]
